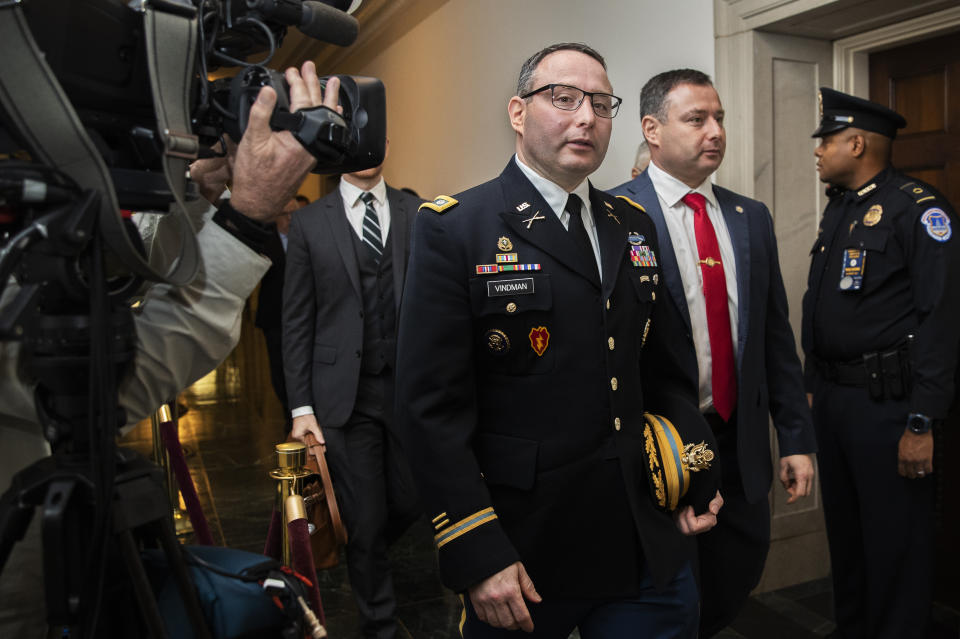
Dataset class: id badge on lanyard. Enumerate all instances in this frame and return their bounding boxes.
[838,248,866,291]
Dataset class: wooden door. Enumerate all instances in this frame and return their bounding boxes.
[870,31,960,207]
[870,30,960,608]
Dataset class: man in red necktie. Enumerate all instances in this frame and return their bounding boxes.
[609,69,817,637]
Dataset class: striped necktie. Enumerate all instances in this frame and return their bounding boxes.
[360,191,384,262]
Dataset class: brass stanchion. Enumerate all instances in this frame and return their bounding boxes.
[270,442,311,566]
[151,402,193,537]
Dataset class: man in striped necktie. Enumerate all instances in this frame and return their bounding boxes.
[283,140,424,639]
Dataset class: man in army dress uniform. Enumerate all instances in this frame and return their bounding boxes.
[802,88,960,639]
[395,43,722,638]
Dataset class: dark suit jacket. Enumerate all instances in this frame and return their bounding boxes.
[396,159,698,596]
[254,229,286,331]
[283,184,420,428]
[609,169,816,504]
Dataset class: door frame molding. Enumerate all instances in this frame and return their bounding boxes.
[834,6,960,96]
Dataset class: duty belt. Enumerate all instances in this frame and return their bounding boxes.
[814,341,912,401]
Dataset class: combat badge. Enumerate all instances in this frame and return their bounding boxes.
[838,248,866,291]
[484,329,510,354]
[529,326,550,357]
[498,236,513,252]
[627,232,644,246]
[863,204,882,227]
[921,208,952,242]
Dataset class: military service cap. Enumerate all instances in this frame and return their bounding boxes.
[812,87,907,139]
[640,392,721,514]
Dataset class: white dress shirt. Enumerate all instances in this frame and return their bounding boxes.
[514,155,602,278]
[291,176,391,420]
[647,161,739,413]
[339,176,390,244]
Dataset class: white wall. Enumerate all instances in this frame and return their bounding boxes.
[338,0,714,197]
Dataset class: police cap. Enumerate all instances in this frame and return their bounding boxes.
[812,87,907,139]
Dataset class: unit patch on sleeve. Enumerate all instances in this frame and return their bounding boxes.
[921,208,952,242]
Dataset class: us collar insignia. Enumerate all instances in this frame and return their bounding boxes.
[516,201,531,212]
[628,232,644,246]
[863,204,882,227]
[522,210,546,229]
[498,236,513,252]
[529,326,550,356]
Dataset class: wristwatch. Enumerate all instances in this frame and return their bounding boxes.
[906,413,934,435]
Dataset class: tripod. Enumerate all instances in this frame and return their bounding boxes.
[0,190,211,639]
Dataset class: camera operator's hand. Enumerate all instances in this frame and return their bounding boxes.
[189,138,236,205]
[229,61,341,223]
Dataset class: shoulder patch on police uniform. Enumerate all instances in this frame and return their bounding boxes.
[921,207,952,242]
[615,195,646,213]
[899,181,938,205]
[419,195,459,214]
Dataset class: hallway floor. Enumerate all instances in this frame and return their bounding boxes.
[119,319,960,638]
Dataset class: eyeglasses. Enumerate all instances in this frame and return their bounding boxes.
[520,83,622,119]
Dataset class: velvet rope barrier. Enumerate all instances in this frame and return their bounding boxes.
[159,417,214,545]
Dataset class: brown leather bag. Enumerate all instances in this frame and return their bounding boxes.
[296,432,348,570]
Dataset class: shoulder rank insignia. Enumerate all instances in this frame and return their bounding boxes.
[921,208,952,242]
[419,195,458,214]
[900,181,938,205]
[615,195,646,213]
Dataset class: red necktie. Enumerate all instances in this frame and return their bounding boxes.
[681,192,737,421]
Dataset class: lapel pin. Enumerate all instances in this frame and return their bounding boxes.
[735,205,744,213]
[523,211,546,229]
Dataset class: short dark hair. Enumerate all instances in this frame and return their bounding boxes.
[295,194,310,205]
[639,69,713,121]
[516,43,606,97]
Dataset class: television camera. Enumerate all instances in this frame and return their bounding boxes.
[0,0,384,636]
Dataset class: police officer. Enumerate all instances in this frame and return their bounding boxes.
[395,43,722,638]
[802,87,960,639]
